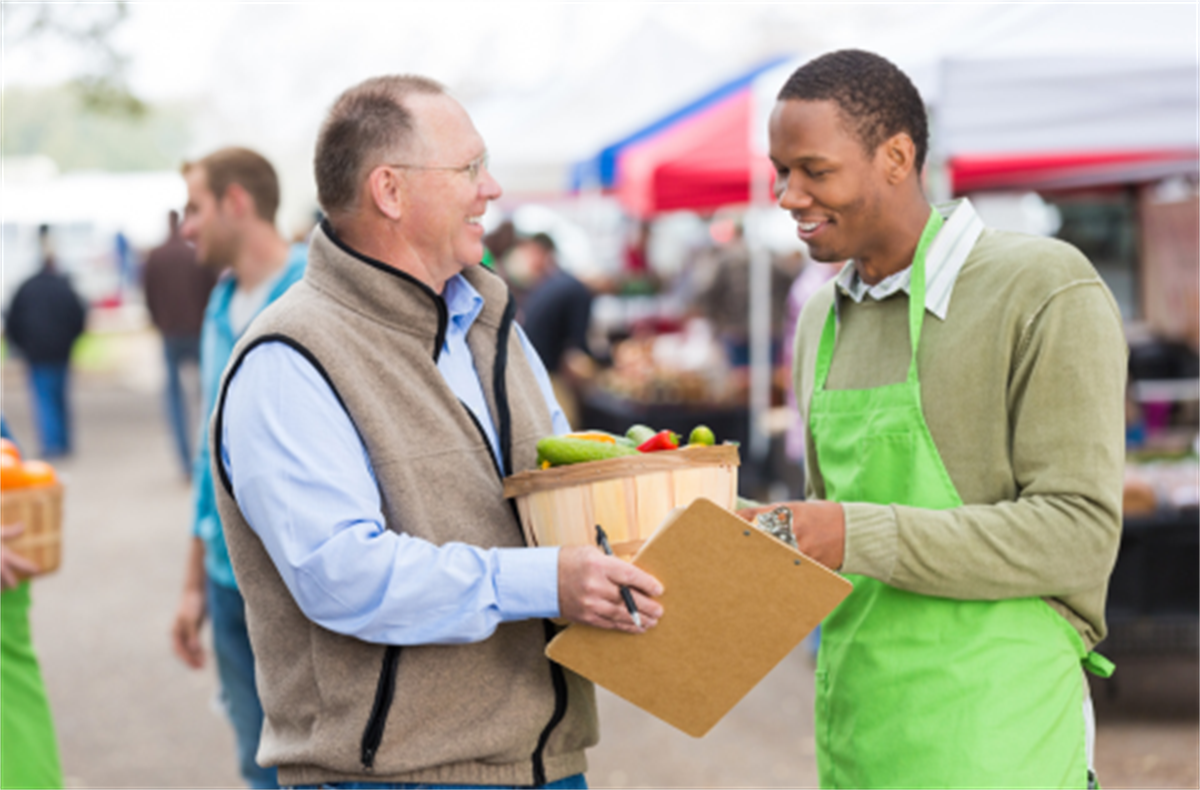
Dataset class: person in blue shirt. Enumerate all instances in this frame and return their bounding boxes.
[169,147,306,789]
[214,75,664,789]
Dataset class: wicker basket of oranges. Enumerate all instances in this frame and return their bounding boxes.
[0,439,63,576]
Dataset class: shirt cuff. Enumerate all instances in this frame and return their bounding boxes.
[840,502,898,582]
[495,547,561,620]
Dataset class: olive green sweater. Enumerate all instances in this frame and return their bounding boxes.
[794,228,1127,649]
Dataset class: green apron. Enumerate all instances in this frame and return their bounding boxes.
[809,210,1106,789]
[1,581,64,789]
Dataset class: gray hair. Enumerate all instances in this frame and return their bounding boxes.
[314,74,445,217]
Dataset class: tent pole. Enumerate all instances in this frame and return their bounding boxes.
[747,157,772,480]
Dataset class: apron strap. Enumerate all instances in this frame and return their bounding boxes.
[905,209,945,382]
[1083,650,1115,678]
[813,208,945,391]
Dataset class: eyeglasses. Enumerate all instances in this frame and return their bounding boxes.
[385,152,489,183]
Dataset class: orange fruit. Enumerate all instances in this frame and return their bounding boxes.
[0,438,20,463]
[21,460,57,487]
[0,454,26,490]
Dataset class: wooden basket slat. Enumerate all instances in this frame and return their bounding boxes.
[502,444,738,498]
[589,479,617,543]
[506,447,738,557]
[0,483,64,576]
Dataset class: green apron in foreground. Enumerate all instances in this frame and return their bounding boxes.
[809,210,1103,789]
[1,580,64,789]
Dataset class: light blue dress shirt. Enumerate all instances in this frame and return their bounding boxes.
[220,273,570,646]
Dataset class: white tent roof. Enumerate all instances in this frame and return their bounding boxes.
[745,5,1198,187]
[485,4,1196,199]
[931,4,1198,158]
[470,18,770,199]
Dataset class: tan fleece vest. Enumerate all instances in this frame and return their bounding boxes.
[212,223,597,787]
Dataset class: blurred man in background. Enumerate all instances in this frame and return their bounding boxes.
[141,209,218,480]
[512,232,595,427]
[695,221,793,370]
[4,225,88,460]
[169,147,306,789]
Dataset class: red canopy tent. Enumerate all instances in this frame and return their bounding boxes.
[616,88,765,217]
[571,57,788,218]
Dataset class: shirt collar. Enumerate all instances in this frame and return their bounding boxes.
[442,273,485,336]
[835,198,985,320]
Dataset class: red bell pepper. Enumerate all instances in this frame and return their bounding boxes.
[637,429,680,452]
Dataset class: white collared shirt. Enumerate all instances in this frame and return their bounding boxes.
[835,198,986,320]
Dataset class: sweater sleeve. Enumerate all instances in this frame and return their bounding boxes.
[842,279,1126,601]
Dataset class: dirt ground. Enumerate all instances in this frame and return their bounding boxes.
[3,335,1196,789]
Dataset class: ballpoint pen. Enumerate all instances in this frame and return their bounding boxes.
[595,524,643,629]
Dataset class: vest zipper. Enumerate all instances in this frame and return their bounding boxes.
[360,645,402,770]
[491,296,571,787]
[461,404,506,481]
[458,396,567,785]
[532,620,570,786]
[455,295,570,785]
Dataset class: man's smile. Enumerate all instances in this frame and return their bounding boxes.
[795,216,832,240]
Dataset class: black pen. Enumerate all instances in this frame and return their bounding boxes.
[595,524,643,629]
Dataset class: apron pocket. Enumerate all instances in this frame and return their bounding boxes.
[849,433,917,505]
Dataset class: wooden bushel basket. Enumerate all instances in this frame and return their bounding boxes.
[1,483,64,576]
[502,444,739,558]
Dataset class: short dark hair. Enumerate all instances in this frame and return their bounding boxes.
[777,49,928,172]
[182,147,280,223]
[314,75,445,218]
[526,232,556,254]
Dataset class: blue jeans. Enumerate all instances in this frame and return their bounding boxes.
[208,579,277,789]
[27,363,70,458]
[162,335,200,475]
[292,774,587,789]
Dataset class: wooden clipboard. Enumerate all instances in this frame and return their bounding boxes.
[546,497,852,738]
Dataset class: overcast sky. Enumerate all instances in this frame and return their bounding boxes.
[3,2,1195,235]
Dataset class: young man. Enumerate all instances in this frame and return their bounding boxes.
[741,50,1126,788]
[210,76,663,789]
[169,147,307,789]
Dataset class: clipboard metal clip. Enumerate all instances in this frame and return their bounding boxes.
[754,506,799,549]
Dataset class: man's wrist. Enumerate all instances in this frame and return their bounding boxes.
[495,546,561,620]
[840,502,898,581]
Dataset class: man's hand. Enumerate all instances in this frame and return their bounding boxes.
[172,536,208,669]
[0,524,40,590]
[737,500,846,570]
[558,546,664,633]
[172,588,207,669]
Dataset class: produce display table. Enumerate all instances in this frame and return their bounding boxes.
[1103,507,1199,655]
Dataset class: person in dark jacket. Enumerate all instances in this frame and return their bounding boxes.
[142,210,218,478]
[4,225,88,458]
[513,233,594,427]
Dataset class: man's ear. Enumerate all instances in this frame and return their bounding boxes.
[881,133,917,186]
[221,182,257,220]
[366,165,404,221]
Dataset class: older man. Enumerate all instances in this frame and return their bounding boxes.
[211,76,662,789]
